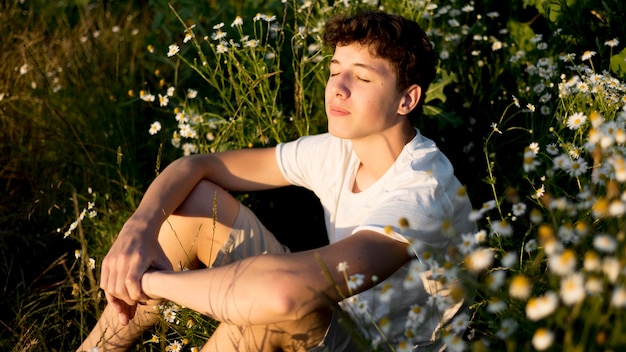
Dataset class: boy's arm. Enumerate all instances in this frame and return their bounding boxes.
[141,230,412,326]
[100,148,289,324]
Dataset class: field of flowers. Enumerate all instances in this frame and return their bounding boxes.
[2,0,626,351]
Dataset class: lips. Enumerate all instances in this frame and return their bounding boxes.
[328,104,350,116]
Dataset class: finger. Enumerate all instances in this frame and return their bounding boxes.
[99,256,111,293]
[113,260,134,305]
[106,254,135,305]
[126,264,145,302]
[106,291,132,325]
[105,291,123,315]
[101,253,124,300]
[118,311,130,326]
[118,303,134,325]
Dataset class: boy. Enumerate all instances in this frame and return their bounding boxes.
[78,10,475,352]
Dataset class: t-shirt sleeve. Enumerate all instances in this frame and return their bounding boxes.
[276,135,318,189]
[275,133,348,192]
[354,172,474,258]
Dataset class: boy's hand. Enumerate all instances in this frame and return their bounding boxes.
[99,218,172,324]
[104,291,138,326]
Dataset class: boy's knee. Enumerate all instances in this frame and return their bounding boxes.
[160,180,241,269]
[175,180,239,220]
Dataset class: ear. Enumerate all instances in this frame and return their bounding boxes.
[397,84,422,116]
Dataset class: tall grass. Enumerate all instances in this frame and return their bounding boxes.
[0,0,153,349]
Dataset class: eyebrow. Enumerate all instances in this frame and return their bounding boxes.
[329,58,382,74]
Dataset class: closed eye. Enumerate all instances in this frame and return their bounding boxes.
[329,72,370,83]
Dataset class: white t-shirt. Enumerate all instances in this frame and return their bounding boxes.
[276,130,476,349]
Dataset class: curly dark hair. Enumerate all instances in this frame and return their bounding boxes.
[323,10,437,122]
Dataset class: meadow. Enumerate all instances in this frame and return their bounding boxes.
[2,0,626,350]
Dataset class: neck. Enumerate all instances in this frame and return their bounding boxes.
[351,122,415,192]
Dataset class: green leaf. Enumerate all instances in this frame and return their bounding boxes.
[425,69,456,104]
[530,0,577,23]
[423,70,462,128]
[508,20,536,54]
[610,47,626,79]
[423,104,441,117]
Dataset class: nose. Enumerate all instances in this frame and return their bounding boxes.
[328,75,350,99]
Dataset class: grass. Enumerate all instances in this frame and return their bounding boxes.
[1,1,166,349]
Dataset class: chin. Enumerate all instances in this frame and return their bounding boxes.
[327,125,350,139]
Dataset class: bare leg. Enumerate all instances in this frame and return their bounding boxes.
[76,181,240,351]
[202,309,332,352]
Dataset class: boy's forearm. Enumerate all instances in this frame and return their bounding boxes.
[132,156,209,226]
[140,231,410,327]
[142,254,324,326]
[130,149,280,225]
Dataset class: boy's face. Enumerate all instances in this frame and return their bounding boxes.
[325,43,407,140]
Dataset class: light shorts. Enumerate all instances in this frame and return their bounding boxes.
[212,203,362,352]
[211,203,291,266]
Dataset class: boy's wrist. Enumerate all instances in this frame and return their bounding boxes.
[141,270,160,301]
